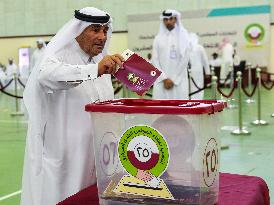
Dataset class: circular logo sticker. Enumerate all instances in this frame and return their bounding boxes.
[203,138,219,187]
[244,23,265,45]
[99,132,119,176]
[118,125,169,177]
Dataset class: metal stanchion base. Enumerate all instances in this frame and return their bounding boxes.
[246,98,255,104]
[226,98,238,109]
[10,112,24,116]
[231,128,251,135]
[252,120,268,125]
[227,104,238,109]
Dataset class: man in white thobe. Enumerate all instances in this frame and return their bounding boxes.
[233,49,241,67]
[188,33,210,100]
[21,7,124,205]
[219,38,233,82]
[152,9,191,99]
[30,39,46,74]
[209,52,222,68]
[5,58,19,90]
[0,64,6,84]
[5,58,18,78]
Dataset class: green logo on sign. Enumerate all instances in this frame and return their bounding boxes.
[244,23,265,45]
[118,125,169,177]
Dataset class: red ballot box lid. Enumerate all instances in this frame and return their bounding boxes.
[85,99,226,115]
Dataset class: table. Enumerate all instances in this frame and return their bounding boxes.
[58,173,270,205]
[218,173,269,205]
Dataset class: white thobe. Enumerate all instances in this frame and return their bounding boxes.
[30,48,45,73]
[5,63,19,90]
[209,58,222,67]
[233,54,241,66]
[152,29,190,99]
[6,63,18,78]
[21,40,114,205]
[19,65,30,80]
[189,44,210,99]
[221,43,233,80]
[0,67,6,84]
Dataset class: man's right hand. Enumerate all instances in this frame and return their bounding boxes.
[163,78,174,89]
[98,54,124,76]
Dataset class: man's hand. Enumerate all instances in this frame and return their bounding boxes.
[136,169,154,182]
[163,78,174,89]
[98,54,124,76]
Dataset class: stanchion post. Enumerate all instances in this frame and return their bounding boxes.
[229,64,234,89]
[226,64,237,109]
[211,75,217,100]
[232,71,251,135]
[122,85,128,98]
[252,68,268,125]
[15,74,19,112]
[10,73,24,116]
[188,68,192,100]
[210,66,215,76]
[210,66,217,100]
[246,63,255,103]
[247,63,252,88]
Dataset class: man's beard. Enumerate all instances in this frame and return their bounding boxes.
[167,25,175,31]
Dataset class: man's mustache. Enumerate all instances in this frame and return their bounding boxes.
[93,41,106,47]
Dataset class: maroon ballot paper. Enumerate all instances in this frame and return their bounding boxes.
[114,50,161,96]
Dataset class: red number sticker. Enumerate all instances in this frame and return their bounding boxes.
[203,138,219,187]
[99,132,118,176]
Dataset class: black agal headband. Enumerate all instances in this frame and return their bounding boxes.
[74,10,110,24]
[162,10,172,17]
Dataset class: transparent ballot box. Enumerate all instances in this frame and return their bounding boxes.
[85,99,226,205]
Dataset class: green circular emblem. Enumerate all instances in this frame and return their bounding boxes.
[244,23,265,43]
[118,125,169,177]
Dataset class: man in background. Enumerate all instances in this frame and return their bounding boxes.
[219,37,233,83]
[152,9,191,99]
[5,58,19,90]
[188,33,210,99]
[5,58,18,78]
[233,49,241,67]
[0,63,6,84]
[30,39,46,73]
[209,52,221,68]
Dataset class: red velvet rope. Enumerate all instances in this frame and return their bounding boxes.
[191,77,204,90]
[241,79,258,97]
[0,80,23,99]
[0,89,23,98]
[261,80,274,90]
[17,78,26,88]
[114,85,123,94]
[189,77,211,96]
[217,81,237,98]
[0,79,13,90]
[261,71,274,75]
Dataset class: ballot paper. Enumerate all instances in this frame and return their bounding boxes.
[114,49,161,96]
